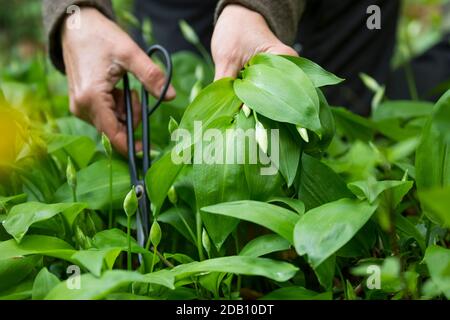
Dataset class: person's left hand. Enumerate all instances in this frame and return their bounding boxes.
[212,4,298,81]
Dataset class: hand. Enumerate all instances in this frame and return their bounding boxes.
[211,4,298,80]
[62,7,176,155]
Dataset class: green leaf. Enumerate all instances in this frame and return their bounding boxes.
[146,78,241,213]
[75,229,157,276]
[45,270,175,300]
[72,249,122,277]
[314,255,336,290]
[32,267,60,300]
[240,234,291,257]
[0,235,76,262]
[158,206,196,244]
[0,194,27,212]
[44,133,96,169]
[54,160,130,211]
[395,215,426,253]
[332,107,375,142]
[348,179,413,204]
[280,55,344,87]
[268,197,305,215]
[235,54,321,134]
[433,90,450,142]
[0,256,40,292]
[416,90,450,225]
[294,198,377,267]
[302,90,336,155]
[423,245,450,299]
[92,228,148,253]
[276,122,301,187]
[3,202,86,242]
[373,100,434,121]
[191,117,250,249]
[337,221,378,258]
[260,286,332,300]
[298,154,354,210]
[237,114,284,201]
[171,256,298,282]
[0,279,33,300]
[146,152,184,214]
[418,187,450,228]
[202,200,300,243]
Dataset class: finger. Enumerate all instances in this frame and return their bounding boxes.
[112,89,126,123]
[113,89,142,127]
[214,62,241,81]
[90,93,142,156]
[121,46,176,101]
[131,90,142,128]
[266,44,299,57]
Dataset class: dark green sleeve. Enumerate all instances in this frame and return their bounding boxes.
[215,0,305,45]
[42,0,115,73]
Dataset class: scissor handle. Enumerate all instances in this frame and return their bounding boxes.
[145,45,173,116]
[123,45,173,248]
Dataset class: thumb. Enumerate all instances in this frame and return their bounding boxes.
[214,61,242,81]
[266,43,299,57]
[122,46,176,100]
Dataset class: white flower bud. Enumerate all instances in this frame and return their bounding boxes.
[242,104,252,118]
[297,126,310,143]
[255,121,268,154]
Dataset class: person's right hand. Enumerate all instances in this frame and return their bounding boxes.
[62,7,176,155]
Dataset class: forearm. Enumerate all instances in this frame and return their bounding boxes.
[215,0,305,45]
[42,0,115,72]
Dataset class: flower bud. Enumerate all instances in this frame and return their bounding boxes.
[101,133,112,158]
[123,187,138,217]
[189,80,202,103]
[296,126,309,143]
[195,65,205,82]
[242,104,252,118]
[179,20,199,45]
[150,221,162,247]
[255,121,268,154]
[168,117,179,135]
[66,157,77,190]
[202,228,211,254]
[168,186,178,205]
[359,73,380,93]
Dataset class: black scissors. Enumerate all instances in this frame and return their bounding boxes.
[123,45,173,248]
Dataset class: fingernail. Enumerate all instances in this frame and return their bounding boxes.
[165,85,176,99]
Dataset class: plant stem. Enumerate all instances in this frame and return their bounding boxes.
[196,210,205,261]
[402,25,419,101]
[233,230,242,292]
[150,247,175,268]
[127,215,132,271]
[150,245,158,273]
[108,159,113,229]
[72,188,77,202]
[175,205,197,244]
[425,219,432,247]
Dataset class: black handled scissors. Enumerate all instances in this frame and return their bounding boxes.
[123,45,173,248]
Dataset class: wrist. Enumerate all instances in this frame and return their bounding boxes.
[219,4,268,27]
